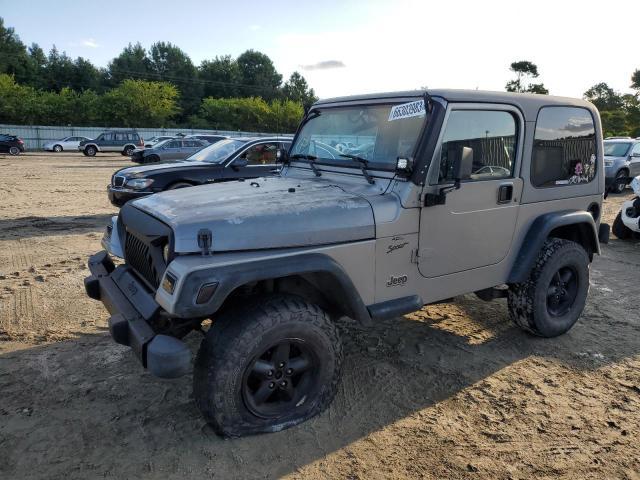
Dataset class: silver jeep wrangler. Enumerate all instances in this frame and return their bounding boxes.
[85,89,609,437]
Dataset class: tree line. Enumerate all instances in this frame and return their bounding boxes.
[506,59,640,137]
[0,17,314,131]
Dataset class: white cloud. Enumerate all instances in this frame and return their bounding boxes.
[248,25,261,31]
[82,38,99,48]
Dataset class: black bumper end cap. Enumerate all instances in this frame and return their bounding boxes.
[598,223,611,245]
[108,314,130,346]
[146,335,191,379]
[84,276,100,300]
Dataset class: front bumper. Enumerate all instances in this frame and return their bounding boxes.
[108,185,151,207]
[84,251,191,378]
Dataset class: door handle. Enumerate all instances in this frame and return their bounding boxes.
[497,184,513,204]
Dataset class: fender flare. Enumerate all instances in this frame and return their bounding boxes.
[173,252,372,324]
[508,210,600,284]
[83,143,100,152]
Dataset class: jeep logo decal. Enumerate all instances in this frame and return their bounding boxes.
[386,275,408,287]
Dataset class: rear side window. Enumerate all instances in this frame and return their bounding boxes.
[531,107,596,187]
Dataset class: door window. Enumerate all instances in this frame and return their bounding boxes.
[632,143,640,157]
[531,107,596,187]
[102,133,113,141]
[242,142,278,165]
[165,140,181,149]
[437,110,517,183]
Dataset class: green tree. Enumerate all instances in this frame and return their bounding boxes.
[237,50,282,100]
[631,69,640,91]
[199,55,241,98]
[505,60,548,94]
[282,71,317,109]
[148,41,201,116]
[583,82,623,111]
[0,17,32,84]
[108,42,153,86]
[43,46,77,91]
[99,79,179,127]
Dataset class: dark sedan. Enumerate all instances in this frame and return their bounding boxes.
[108,137,291,207]
[0,134,25,155]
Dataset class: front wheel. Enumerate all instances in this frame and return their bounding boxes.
[9,146,20,155]
[612,211,633,240]
[193,295,342,437]
[508,238,590,338]
[613,170,628,194]
[84,145,97,156]
[53,144,63,152]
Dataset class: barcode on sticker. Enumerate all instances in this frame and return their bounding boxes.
[388,100,425,121]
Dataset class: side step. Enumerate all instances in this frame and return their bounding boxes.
[475,286,509,301]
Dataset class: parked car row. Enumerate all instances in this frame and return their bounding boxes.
[108,136,291,206]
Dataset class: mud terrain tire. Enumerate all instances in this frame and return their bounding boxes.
[193,295,342,437]
[508,238,589,338]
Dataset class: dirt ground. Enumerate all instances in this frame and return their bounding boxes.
[0,152,638,480]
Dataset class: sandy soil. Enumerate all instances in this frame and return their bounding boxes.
[0,152,639,480]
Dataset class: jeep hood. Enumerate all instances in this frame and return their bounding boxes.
[131,177,376,252]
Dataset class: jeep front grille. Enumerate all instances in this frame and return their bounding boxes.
[113,175,126,187]
[124,231,162,288]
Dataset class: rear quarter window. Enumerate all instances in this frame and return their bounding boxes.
[531,106,596,188]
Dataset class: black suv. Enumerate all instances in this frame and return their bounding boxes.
[108,137,291,206]
[79,130,143,156]
[0,134,25,155]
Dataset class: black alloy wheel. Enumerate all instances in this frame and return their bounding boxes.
[546,266,579,317]
[242,339,319,419]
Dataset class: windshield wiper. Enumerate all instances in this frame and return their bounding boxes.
[290,153,322,177]
[339,154,375,184]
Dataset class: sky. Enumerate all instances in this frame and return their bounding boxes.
[1,0,639,100]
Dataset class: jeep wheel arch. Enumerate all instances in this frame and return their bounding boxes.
[173,253,372,324]
[508,210,600,284]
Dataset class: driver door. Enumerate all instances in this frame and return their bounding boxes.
[418,105,523,278]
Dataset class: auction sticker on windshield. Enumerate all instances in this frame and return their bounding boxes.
[388,100,425,121]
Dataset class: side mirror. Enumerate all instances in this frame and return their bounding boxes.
[424,146,474,207]
[452,146,474,185]
[233,157,249,169]
[276,148,288,164]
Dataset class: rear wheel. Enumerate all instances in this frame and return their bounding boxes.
[123,145,135,156]
[193,295,342,437]
[508,238,590,337]
[84,145,97,156]
[144,154,160,164]
[8,146,20,156]
[53,144,62,152]
[612,211,633,240]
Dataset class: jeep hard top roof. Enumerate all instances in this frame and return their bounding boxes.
[314,89,596,122]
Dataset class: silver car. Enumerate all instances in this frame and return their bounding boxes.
[130,138,208,164]
[604,138,640,193]
[43,136,91,152]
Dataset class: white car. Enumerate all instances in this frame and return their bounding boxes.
[612,176,640,239]
[43,136,91,152]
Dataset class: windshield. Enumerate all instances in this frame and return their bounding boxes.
[603,142,631,157]
[289,101,426,170]
[186,138,248,163]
